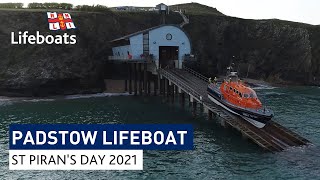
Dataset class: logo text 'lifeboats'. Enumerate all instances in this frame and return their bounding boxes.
[11,12,77,45]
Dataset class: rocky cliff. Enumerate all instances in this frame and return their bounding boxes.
[0,3,319,96]
[187,15,318,84]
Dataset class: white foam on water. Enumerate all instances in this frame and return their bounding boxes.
[64,92,131,100]
[0,93,131,104]
[0,101,13,106]
[22,99,55,102]
[264,91,285,96]
[252,84,277,90]
[0,96,21,101]
[0,96,19,106]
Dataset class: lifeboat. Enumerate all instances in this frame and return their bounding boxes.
[207,67,273,128]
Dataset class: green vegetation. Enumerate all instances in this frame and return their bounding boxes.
[27,2,72,10]
[74,4,111,12]
[170,2,224,15]
[0,3,23,9]
[0,2,111,13]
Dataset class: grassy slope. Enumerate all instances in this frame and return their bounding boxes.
[170,2,224,15]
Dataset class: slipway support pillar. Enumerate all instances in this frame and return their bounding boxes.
[159,78,163,95]
[208,110,213,120]
[180,91,185,108]
[125,63,128,92]
[166,79,170,98]
[167,81,172,103]
[171,84,175,104]
[125,79,128,92]
[139,63,142,95]
[143,63,147,96]
[160,75,164,95]
[154,75,158,96]
[189,95,194,102]
[189,94,194,106]
[220,118,226,128]
[129,63,132,94]
[175,85,179,96]
[163,78,166,96]
[192,101,197,117]
[147,72,151,95]
[204,106,208,114]
[133,63,137,96]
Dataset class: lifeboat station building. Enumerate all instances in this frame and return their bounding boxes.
[109,24,191,69]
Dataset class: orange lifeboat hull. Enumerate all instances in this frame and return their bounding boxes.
[207,82,273,128]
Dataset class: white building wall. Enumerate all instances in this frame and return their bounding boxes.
[112,45,131,58]
[129,34,143,59]
[148,26,191,68]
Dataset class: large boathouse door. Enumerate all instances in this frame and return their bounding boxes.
[159,46,179,68]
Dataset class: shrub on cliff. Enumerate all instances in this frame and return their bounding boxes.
[74,4,110,13]
[0,3,23,9]
[27,2,73,10]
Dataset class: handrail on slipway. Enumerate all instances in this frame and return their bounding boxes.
[158,68,203,102]
[182,64,209,83]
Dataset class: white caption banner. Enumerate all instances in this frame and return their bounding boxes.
[9,150,143,170]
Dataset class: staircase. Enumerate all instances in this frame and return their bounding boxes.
[175,10,189,28]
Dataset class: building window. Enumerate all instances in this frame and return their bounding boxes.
[166,33,172,40]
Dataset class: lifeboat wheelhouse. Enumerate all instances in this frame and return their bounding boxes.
[207,67,273,128]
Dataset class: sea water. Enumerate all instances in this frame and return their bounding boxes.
[0,86,320,179]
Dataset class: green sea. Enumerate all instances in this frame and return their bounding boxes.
[0,86,320,179]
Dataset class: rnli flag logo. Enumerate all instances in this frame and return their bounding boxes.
[47,12,76,31]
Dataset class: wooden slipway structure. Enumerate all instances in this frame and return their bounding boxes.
[119,60,311,152]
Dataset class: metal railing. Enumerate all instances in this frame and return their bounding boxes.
[182,64,209,83]
[159,68,203,102]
